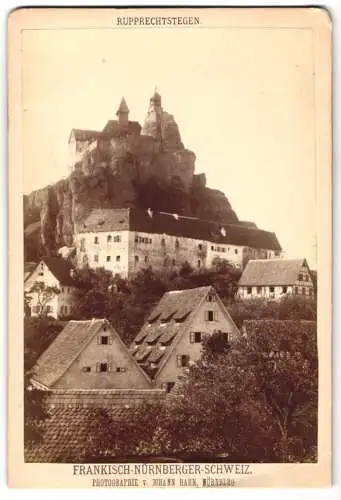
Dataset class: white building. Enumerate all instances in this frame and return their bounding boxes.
[74,208,283,279]
[24,257,82,319]
[238,258,315,300]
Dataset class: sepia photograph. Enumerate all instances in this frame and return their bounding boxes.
[8,7,331,488]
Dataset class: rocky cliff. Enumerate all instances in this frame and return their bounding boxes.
[24,93,239,260]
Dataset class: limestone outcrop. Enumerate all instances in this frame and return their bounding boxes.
[24,91,239,259]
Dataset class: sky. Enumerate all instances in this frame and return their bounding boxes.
[22,26,317,267]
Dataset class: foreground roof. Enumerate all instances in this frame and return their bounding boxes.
[78,208,282,251]
[238,259,308,286]
[130,286,238,379]
[25,405,136,463]
[32,319,107,387]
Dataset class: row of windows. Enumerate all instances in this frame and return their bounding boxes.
[246,286,313,296]
[135,236,152,244]
[81,362,127,373]
[93,235,122,244]
[32,305,53,314]
[60,287,72,294]
[189,331,232,343]
[60,305,70,315]
[211,245,238,254]
[298,272,310,282]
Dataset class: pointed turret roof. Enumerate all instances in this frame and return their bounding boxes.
[150,87,161,104]
[116,97,129,115]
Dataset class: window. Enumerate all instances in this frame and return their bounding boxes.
[149,239,152,244]
[94,236,99,244]
[282,286,287,293]
[114,235,121,243]
[211,246,214,251]
[164,382,175,393]
[107,235,112,243]
[45,305,52,313]
[116,367,127,373]
[295,286,299,295]
[98,362,109,373]
[172,258,176,266]
[175,239,179,249]
[38,271,44,276]
[94,255,99,263]
[198,244,202,250]
[61,287,64,293]
[144,255,148,263]
[205,310,215,322]
[116,255,120,262]
[177,355,190,368]
[298,273,303,281]
[309,288,313,297]
[135,236,138,243]
[207,294,214,302]
[198,259,201,268]
[135,255,139,263]
[235,249,238,254]
[247,287,252,295]
[302,287,306,296]
[81,366,91,373]
[269,286,275,293]
[190,331,202,343]
[161,238,165,246]
[257,286,262,295]
[106,256,111,262]
[32,305,41,313]
[100,336,109,345]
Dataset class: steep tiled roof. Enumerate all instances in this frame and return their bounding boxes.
[69,129,100,143]
[116,97,129,114]
[42,257,80,286]
[130,286,213,379]
[238,259,308,286]
[25,406,136,463]
[78,208,282,251]
[32,320,105,387]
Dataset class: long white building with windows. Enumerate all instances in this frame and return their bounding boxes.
[74,207,282,279]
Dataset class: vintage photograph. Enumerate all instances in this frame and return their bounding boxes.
[8,7,331,488]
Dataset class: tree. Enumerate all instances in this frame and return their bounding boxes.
[27,281,60,318]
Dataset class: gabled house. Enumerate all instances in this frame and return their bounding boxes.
[238,258,315,300]
[31,319,151,390]
[24,257,82,319]
[130,286,240,392]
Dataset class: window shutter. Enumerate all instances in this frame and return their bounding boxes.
[108,363,112,372]
[109,335,113,345]
[214,311,218,321]
[177,355,182,368]
[97,336,101,345]
[96,362,100,372]
[204,311,208,321]
[189,332,195,343]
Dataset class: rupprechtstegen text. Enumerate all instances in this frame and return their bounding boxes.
[116,16,201,27]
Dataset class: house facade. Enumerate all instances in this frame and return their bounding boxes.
[74,207,282,279]
[238,258,315,300]
[24,257,81,319]
[130,286,240,392]
[31,319,151,390]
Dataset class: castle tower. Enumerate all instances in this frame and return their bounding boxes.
[149,88,162,111]
[116,97,129,124]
